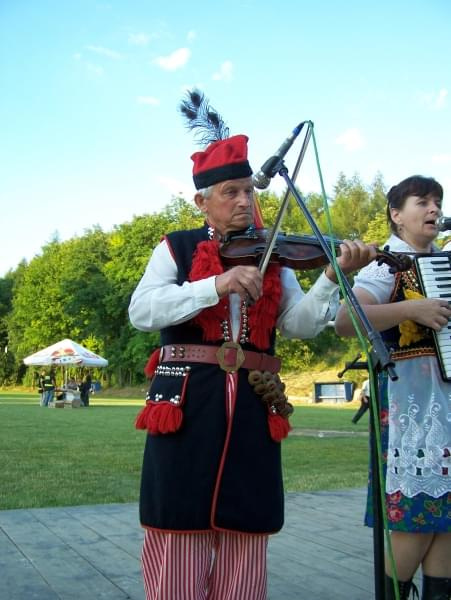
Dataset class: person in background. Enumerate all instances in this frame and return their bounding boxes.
[352,377,370,424]
[38,370,46,406]
[360,378,370,405]
[128,89,377,600]
[42,368,56,407]
[79,373,92,407]
[335,175,451,599]
[66,377,78,390]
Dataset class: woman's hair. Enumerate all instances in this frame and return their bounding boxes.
[386,175,443,233]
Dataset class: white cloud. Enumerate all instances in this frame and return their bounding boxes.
[137,96,160,106]
[335,128,365,151]
[212,60,233,82]
[187,30,197,42]
[73,52,82,60]
[417,88,448,110]
[85,45,122,59]
[153,48,190,71]
[128,33,150,46]
[432,153,451,164]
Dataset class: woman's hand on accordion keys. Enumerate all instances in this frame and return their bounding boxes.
[406,298,451,331]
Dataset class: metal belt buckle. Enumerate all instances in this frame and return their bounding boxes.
[216,341,245,373]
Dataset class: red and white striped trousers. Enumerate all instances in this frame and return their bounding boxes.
[141,528,268,600]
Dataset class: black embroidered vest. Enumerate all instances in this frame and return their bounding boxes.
[381,265,435,361]
[139,225,284,534]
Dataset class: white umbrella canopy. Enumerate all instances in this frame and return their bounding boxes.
[23,338,108,368]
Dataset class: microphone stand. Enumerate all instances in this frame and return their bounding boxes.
[271,158,396,600]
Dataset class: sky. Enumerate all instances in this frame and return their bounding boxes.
[1,0,451,276]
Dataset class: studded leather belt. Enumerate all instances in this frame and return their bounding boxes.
[160,342,281,374]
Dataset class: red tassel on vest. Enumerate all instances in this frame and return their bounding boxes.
[135,401,184,434]
[136,348,162,430]
[147,402,183,435]
[268,412,291,442]
[136,356,189,434]
[135,402,152,430]
[189,240,227,341]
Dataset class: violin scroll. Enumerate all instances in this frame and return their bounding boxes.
[375,245,413,274]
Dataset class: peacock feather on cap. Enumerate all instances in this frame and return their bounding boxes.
[179,89,229,147]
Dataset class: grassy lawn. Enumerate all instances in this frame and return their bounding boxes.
[0,391,370,510]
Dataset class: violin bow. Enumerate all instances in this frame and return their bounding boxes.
[257,122,312,276]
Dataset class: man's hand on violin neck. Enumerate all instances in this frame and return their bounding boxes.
[325,240,378,282]
[215,265,263,302]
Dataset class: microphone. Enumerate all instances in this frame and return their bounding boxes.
[436,216,451,231]
[252,122,305,189]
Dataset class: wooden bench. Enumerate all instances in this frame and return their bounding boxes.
[313,381,354,403]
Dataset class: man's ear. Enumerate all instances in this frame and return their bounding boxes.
[194,192,207,213]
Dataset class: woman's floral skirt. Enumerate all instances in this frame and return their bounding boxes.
[365,372,451,533]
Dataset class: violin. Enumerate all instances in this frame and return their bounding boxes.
[220,229,413,274]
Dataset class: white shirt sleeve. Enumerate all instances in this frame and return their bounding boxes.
[351,233,417,304]
[128,241,220,332]
[352,260,395,304]
[277,268,340,339]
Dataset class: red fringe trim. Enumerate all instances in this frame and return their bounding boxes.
[268,413,291,442]
[188,240,281,350]
[135,402,152,430]
[135,402,183,434]
[148,403,183,435]
[248,263,281,349]
[189,240,228,342]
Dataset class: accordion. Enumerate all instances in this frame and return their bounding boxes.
[415,252,451,382]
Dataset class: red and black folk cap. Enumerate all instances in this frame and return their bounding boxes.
[179,90,253,190]
[191,134,253,190]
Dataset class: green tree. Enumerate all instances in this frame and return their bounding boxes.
[58,228,111,344]
[364,212,390,246]
[0,273,15,383]
[329,174,371,239]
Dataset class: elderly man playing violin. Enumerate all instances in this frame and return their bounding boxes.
[128,132,376,600]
